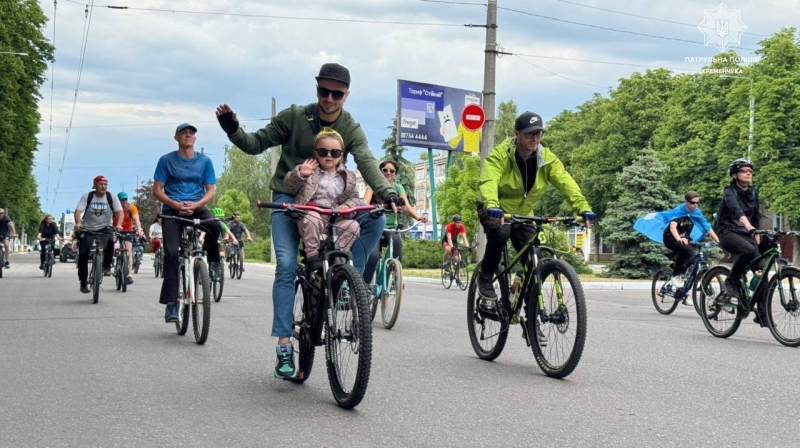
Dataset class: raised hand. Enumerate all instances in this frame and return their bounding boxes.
[299,159,318,177]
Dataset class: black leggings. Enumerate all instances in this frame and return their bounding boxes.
[719,232,764,280]
[478,205,536,275]
[663,235,695,276]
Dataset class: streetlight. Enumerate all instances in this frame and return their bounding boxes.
[0,51,28,56]
[720,74,754,159]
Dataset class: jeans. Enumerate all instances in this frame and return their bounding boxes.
[664,235,695,276]
[363,230,402,283]
[270,193,385,337]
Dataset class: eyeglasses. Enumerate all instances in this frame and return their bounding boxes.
[382,168,396,174]
[522,130,543,138]
[315,148,343,158]
[688,201,700,205]
[739,168,753,174]
[317,86,347,101]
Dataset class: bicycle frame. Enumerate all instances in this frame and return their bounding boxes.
[374,224,416,298]
[737,237,786,308]
[664,242,714,299]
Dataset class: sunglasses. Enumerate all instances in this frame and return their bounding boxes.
[315,148,343,158]
[317,86,347,101]
[382,168,396,174]
[739,168,753,174]
[522,130,543,138]
[688,201,700,205]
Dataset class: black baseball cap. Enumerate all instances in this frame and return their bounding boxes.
[515,112,544,133]
[315,63,351,87]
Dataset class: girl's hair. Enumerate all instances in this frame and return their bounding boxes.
[684,191,699,201]
[379,159,398,172]
[40,213,54,225]
[314,127,345,152]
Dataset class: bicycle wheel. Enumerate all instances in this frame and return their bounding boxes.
[133,253,140,274]
[121,255,128,293]
[691,268,709,317]
[291,276,315,383]
[765,267,800,347]
[45,253,53,278]
[92,254,102,304]
[158,253,164,278]
[651,268,680,315]
[176,266,190,335]
[381,259,403,329]
[457,260,470,291]
[115,256,123,291]
[698,265,741,338]
[192,259,212,344]
[325,263,372,409]
[0,250,4,278]
[369,269,379,322]
[467,261,509,360]
[213,260,225,302]
[236,250,243,280]
[229,253,237,279]
[530,260,587,378]
[441,262,453,289]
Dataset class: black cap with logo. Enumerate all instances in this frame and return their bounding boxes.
[315,63,351,88]
[515,111,544,133]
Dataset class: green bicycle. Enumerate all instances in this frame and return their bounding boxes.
[369,223,419,329]
[698,230,800,347]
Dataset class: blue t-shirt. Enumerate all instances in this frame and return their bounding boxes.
[154,151,216,210]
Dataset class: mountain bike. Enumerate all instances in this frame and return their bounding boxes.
[228,241,244,280]
[132,235,145,274]
[0,236,12,279]
[257,201,376,409]
[651,242,716,316]
[468,214,587,378]
[41,238,57,278]
[160,215,219,345]
[153,243,164,278]
[442,245,474,291]
[113,232,133,292]
[210,237,227,302]
[698,230,800,346]
[79,228,113,304]
[368,223,418,329]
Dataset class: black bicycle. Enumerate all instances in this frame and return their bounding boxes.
[651,242,716,316]
[41,238,57,278]
[210,236,228,302]
[257,201,376,409]
[468,215,588,378]
[132,234,146,274]
[229,241,244,280]
[78,227,113,304]
[114,232,133,293]
[153,243,164,278]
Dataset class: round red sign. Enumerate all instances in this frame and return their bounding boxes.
[461,104,485,131]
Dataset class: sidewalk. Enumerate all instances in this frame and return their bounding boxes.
[247,263,652,290]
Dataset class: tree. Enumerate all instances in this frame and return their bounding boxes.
[494,99,518,144]
[435,155,481,240]
[381,118,416,228]
[218,189,254,226]
[132,179,162,228]
[601,147,680,278]
[0,0,54,234]
[216,145,272,237]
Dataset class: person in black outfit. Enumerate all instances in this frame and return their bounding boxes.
[717,158,762,301]
[36,214,64,270]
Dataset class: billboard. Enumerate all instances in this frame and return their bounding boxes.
[396,80,483,153]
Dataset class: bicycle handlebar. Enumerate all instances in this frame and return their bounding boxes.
[256,201,383,216]
[505,214,585,226]
[752,229,800,237]
[158,214,220,226]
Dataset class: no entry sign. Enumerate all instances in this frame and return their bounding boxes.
[461,104,485,131]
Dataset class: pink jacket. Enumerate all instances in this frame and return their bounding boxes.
[282,163,361,210]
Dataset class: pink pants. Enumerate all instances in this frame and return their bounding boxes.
[296,212,360,257]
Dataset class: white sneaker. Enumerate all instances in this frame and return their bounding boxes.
[669,275,684,288]
[683,296,694,307]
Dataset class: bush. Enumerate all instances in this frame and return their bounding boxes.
[402,239,444,269]
[247,238,272,263]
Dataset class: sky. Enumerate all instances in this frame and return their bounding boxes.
[30,0,800,216]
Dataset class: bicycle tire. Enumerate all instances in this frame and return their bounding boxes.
[765,267,800,347]
[467,261,509,361]
[0,250,4,278]
[45,252,53,278]
[92,254,102,304]
[325,263,372,409]
[457,260,469,291]
[154,253,160,277]
[369,270,379,322]
[115,255,123,291]
[530,259,587,378]
[133,253,140,274]
[176,266,190,335]
[236,251,243,280]
[229,253,237,279]
[698,265,740,338]
[441,263,453,289]
[382,259,403,329]
[192,259,212,344]
[159,254,164,278]
[121,255,128,293]
[213,259,224,302]
[691,267,708,317]
[291,277,315,383]
[651,268,680,315]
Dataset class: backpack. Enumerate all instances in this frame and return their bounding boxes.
[83,191,114,217]
[713,185,757,232]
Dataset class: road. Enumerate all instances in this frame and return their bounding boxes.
[0,253,797,447]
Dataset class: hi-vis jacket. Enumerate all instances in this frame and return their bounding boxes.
[478,138,591,215]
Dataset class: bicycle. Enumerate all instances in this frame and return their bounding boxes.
[698,230,800,347]
[228,241,244,280]
[132,235,145,274]
[257,201,376,409]
[651,242,716,316]
[113,232,134,292]
[368,223,418,329]
[468,214,588,378]
[41,238,57,278]
[160,214,219,345]
[210,237,227,302]
[78,228,113,304]
[153,242,164,278]
[442,245,474,291]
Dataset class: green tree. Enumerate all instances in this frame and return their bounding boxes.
[494,99,518,144]
[216,145,272,237]
[435,155,481,239]
[218,189,254,226]
[601,147,680,278]
[132,179,162,228]
[0,0,55,233]
[381,118,416,228]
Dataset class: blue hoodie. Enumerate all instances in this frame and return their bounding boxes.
[633,204,712,244]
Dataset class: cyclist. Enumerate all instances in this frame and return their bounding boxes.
[441,214,470,270]
[117,192,145,285]
[200,208,238,260]
[362,159,427,284]
[148,216,163,261]
[717,158,763,306]
[477,111,596,310]
[226,212,253,270]
[215,63,402,379]
[153,123,221,323]
[36,214,64,270]
[0,208,17,269]
[74,175,124,293]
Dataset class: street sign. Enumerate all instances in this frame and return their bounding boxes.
[65,209,72,214]
[461,104,485,131]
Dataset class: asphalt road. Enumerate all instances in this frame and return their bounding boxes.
[1,253,797,447]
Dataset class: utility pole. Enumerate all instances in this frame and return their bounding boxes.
[477,0,498,260]
[748,78,754,160]
[269,97,278,264]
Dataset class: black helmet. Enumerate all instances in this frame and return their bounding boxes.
[452,214,462,223]
[729,158,754,176]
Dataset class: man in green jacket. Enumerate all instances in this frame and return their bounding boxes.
[215,63,403,379]
[477,112,596,304]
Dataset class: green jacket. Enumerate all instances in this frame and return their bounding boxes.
[479,138,591,215]
[229,103,393,199]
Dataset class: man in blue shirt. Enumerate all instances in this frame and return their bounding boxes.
[153,123,221,323]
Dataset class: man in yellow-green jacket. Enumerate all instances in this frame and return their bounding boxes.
[477,112,596,305]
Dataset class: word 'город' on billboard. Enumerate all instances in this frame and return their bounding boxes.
[396,80,483,153]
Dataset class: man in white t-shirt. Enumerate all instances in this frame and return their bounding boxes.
[74,175,124,293]
[148,217,163,259]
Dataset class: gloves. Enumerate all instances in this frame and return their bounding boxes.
[581,211,597,222]
[217,111,240,136]
[384,193,405,209]
[487,208,504,219]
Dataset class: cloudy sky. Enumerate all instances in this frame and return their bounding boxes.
[32,0,799,215]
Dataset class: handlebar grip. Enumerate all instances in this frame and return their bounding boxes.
[256,201,286,209]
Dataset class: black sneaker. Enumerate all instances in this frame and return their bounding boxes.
[164,303,179,323]
[39,264,44,270]
[4,261,9,268]
[724,278,743,300]
[477,270,497,300]
[305,255,323,275]
[126,276,134,285]
[80,282,90,294]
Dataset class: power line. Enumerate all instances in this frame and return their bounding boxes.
[513,55,607,89]
[45,118,272,129]
[498,5,757,52]
[514,53,704,73]
[552,0,770,38]
[51,0,94,213]
[46,0,58,206]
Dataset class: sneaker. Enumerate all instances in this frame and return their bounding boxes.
[39,264,44,270]
[724,278,742,300]
[274,344,296,379]
[683,296,694,307]
[305,255,323,275]
[103,269,112,277]
[80,282,90,294]
[537,326,548,347]
[4,261,9,268]
[126,276,134,285]
[669,275,684,289]
[240,266,245,272]
[164,303,179,323]
[477,270,497,300]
